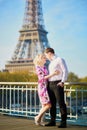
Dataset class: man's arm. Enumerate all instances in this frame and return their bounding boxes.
[57,58,68,87]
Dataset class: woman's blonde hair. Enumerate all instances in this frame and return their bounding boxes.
[33,54,46,66]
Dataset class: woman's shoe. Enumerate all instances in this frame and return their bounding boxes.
[34,116,40,125]
[40,121,45,126]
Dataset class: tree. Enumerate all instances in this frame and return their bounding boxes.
[67,72,80,82]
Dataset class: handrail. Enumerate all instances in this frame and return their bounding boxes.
[0,82,87,85]
[0,82,87,126]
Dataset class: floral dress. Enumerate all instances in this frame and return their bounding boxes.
[36,66,50,105]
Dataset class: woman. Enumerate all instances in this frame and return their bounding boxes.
[33,54,60,126]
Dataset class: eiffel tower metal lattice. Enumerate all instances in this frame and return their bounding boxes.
[5,0,50,73]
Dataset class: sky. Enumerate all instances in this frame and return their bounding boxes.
[0,0,87,78]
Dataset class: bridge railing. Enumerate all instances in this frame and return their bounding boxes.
[0,82,87,126]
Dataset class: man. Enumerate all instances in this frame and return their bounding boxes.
[44,48,68,128]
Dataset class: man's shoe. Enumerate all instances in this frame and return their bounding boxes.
[45,121,56,126]
[58,121,67,128]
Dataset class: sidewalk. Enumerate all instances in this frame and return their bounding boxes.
[0,115,87,130]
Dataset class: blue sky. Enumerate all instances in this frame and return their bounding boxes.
[0,0,87,77]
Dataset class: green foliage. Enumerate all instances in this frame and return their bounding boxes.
[66,72,87,98]
[79,76,87,90]
[67,72,80,90]
[0,71,87,83]
[0,72,38,82]
[67,72,80,82]
[80,76,87,82]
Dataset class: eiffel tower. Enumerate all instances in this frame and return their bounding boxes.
[5,0,50,73]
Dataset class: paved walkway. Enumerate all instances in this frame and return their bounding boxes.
[0,115,87,130]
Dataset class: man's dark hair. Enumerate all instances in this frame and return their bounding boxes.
[44,47,55,54]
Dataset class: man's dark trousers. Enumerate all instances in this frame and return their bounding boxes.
[47,80,67,123]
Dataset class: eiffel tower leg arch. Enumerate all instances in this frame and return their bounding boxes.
[5,0,50,73]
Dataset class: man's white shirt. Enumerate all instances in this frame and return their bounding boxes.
[48,55,68,82]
